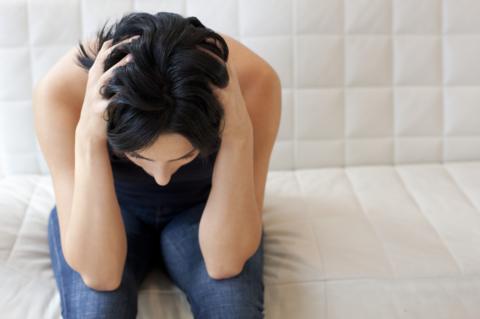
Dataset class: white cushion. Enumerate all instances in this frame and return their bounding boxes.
[1,161,480,318]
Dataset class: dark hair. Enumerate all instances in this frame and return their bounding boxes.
[74,11,228,164]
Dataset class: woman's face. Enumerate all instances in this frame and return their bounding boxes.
[124,133,199,186]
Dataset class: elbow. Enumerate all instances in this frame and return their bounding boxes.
[205,260,245,280]
[65,250,123,292]
[208,243,262,280]
[200,242,245,280]
[81,273,122,292]
[201,233,261,280]
[76,261,124,291]
[63,236,125,291]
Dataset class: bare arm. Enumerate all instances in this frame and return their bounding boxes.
[33,40,128,291]
[69,129,126,291]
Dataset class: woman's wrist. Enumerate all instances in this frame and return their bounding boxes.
[75,117,108,144]
[221,127,254,149]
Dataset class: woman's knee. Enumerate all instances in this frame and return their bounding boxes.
[190,276,265,319]
[184,238,265,319]
[48,208,139,319]
[59,268,138,319]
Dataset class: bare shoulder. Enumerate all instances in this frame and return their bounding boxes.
[217,32,281,128]
[217,32,277,92]
[37,38,97,111]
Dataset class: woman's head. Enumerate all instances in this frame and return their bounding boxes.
[74,11,229,172]
[117,132,201,186]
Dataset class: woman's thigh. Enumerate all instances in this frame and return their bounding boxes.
[158,201,266,319]
[47,204,159,319]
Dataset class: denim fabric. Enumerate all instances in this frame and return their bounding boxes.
[47,199,265,318]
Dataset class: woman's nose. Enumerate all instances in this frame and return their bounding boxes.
[153,172,171,186]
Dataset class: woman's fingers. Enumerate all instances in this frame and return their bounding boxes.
[99,53,132,85]
[91,35,139,76]
[102,35,140,58]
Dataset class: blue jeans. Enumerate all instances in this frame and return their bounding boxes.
[47,200,265,318]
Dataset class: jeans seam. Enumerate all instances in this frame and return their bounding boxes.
[50,208,69,318]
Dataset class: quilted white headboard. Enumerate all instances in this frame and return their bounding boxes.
[1,0,480,178]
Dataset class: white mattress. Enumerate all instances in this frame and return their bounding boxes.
[1,161,480,318]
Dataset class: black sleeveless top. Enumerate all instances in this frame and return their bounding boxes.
[107,142,220,210]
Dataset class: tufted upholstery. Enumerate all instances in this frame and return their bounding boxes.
[1,0,480,318]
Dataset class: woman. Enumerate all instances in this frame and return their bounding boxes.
[35,11,281,319]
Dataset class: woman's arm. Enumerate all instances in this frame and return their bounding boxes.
[199,57,281,280]
[33,39,127,291]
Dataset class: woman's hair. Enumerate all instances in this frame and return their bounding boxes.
[74,11,228,163]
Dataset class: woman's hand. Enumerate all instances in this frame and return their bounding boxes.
[76,35,140,142]
[211,60,253,143]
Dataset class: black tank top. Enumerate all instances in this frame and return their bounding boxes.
[107,142,220,210]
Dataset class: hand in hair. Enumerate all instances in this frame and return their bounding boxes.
[76,35,140,142]
[211,60,253,143]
